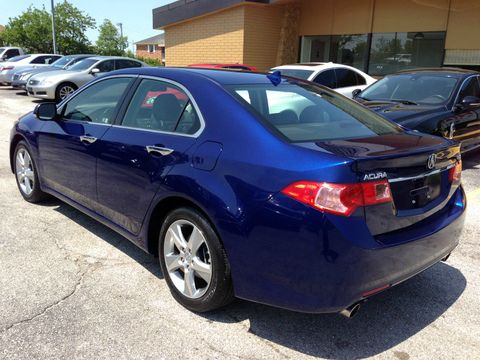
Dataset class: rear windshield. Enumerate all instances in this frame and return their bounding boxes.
[227,83,402,142]
[272,69,314,80]
[8,55,30,62]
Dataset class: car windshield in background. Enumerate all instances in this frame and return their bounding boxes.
[7,55,30,62]
[51,56,71,68]
[68,58,97,71]
[360,74,459,105]
[273,69,314,80]
[228,83,401,142]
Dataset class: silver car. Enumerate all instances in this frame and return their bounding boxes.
[27,56,146,101]
[0,54,62,85]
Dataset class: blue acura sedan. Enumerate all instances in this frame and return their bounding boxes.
[10,67,466,316]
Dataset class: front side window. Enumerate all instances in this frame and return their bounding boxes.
[62,77,131,124]
[122,79,200,135]
[116,59,142,69]
[68,59,97,71]
[228,82,401,142]
[360,74,459,105]
[457,76,480,102]
[96,60,115,73]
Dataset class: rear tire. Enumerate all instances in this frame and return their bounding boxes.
[55,82,77,102]
[14,141,48,203]
[159,207,234,312]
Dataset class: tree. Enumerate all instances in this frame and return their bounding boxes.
[1,1,95,54]
[95,19,128,56]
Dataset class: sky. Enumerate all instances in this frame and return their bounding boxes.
[0,0,175,50]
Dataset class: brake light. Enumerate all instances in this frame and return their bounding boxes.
[281,179,392,216]
[448,160,462,183]
[1,67,14,71]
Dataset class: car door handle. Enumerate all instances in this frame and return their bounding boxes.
[80,136,97,144]
[146,146,174,156]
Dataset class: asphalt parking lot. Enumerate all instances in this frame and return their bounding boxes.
[0,86,479,360]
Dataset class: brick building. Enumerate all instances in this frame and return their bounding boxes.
[134,33,165,62]
[152,0,480,73]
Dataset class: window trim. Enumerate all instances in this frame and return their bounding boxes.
[113,75,206,138]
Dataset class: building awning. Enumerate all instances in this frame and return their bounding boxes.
[444,49,480,66]
[153,0,271,29]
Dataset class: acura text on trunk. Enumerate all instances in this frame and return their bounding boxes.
[10,68,466,316]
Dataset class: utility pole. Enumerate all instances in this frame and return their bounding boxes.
[117,23,124,51]
[51,0,57,54]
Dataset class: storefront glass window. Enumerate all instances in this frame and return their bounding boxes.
[368,32,445,75]
[330,34,369,71]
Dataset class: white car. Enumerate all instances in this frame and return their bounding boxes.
[271,62,376,98]
[0,54,62,85]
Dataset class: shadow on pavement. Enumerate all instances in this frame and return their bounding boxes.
[462,149,480,170]
[40,198,163,279]
[41,198,466,358]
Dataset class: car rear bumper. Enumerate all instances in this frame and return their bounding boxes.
[230,186,466,313]
[27,85,55,99]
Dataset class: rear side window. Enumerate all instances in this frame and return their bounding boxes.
[5,49,20,58]
[313,69,337,88]
[121,79,200,135]
[116,59,142,69]
[228,83,401,142]
[335,68,361,88]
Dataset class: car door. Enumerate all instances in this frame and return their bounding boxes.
[334,68,367,98]
[446,75,480,150]
[96,77,202,235]
[36,76,134,209]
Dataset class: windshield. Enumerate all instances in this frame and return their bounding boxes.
[360,74,459,105]
[0,48,5,53]
[7,55,30,62]
[68,58,97,71]
[273,69,314,80]
[227,82,402,142]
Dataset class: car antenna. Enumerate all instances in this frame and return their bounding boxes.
[267,70,281,86]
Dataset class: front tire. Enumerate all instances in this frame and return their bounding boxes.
[159,207,234,312]
[55,82,77,102]
[14,141,48,203]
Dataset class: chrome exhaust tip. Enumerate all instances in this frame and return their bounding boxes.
[340,302,362,318]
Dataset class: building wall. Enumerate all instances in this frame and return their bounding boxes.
[445,0,480,50]
[164,6,245,66]
[243,4,284,71]
[135,44,165,61]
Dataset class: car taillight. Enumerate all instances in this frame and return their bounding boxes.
[448,160,462,183]
[281,179,392,216]
[1,67,14,71]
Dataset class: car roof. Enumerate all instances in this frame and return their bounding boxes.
[87,56,141,61]
[111,66,295,85]
[394,67,478,77]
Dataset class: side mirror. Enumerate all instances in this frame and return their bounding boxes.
[90,68,100,75]
[352,89,362,98]
[454,95,480,112]
[34,102,57,121]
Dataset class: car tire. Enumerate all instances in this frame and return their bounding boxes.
[55,82,77,102]
[158,207,234,312]
[13,141,48,203]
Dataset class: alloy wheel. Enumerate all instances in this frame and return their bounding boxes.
[163,219,212,299]
[16,148,35,196]
[59,85,75,99]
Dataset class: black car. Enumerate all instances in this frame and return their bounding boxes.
[354,68,480,153]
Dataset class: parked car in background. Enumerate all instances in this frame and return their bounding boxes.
[189,63,257,71]
[0,47,25,61]
[271,62,376,98]
[27,56,146,101]
[354,68,480,153]
[12,54,94,91]
[0,54,62,85]
[10,67,465,316]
